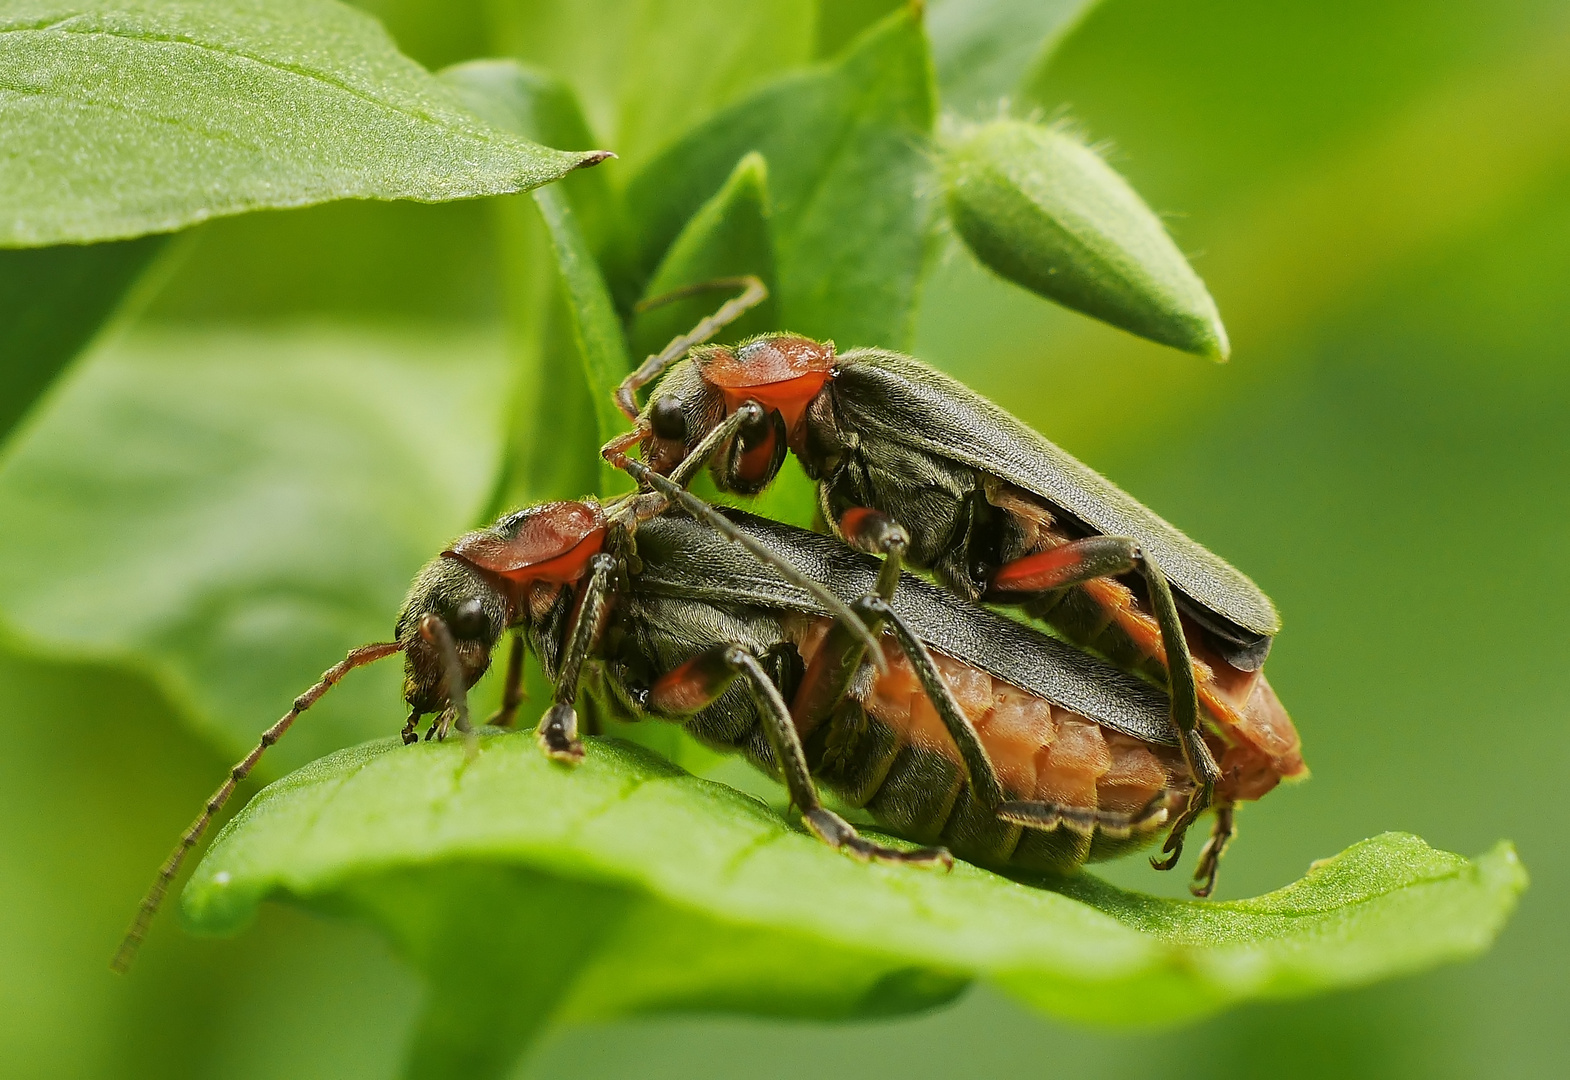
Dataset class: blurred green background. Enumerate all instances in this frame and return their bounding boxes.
[3,0,1567,1076]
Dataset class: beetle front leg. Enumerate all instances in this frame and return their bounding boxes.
[536,555,616,763]
[649,643,951,869]
[989,536,1220,869]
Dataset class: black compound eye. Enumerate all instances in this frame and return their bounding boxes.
[650,395,687,441]
[449,597,489,640]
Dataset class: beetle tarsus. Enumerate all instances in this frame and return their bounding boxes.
[1189,803,1235,897]
[804,808,953,869]
[537,702,585,763]
[1151,781,1213,871]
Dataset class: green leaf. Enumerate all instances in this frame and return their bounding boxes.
[533,186,633,494]
[630,151,778,362]
[0,0,607,247]
[625,7,937,349]
[0,235,165,441]
[811,0,902,58]
[441,59,632,493]
[439,59,625,269]
[928,0,1103,116]
[0,326,509,769]
[439,60,624,508]
[488,0,814,176]
[943,118,1230,358]
[183,733,1525,1077]
[141,199,505,324]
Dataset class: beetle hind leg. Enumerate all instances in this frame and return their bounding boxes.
[649,642,952,870]
[803,807,953,868]
[1189,803,1236,897]
[987,536,1221,869]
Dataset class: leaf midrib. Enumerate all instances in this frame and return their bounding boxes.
[0,18,508,143]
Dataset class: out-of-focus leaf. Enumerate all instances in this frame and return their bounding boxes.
[928,0,1102,116]
[534,186,632,493]
[626,7,937,349]
[943,119,1229,358]
[0,235,164,440]
[0,326,508,768]
[440,60,625,269]
[141,200,504,324]
[631,151,778,361]
[489,0,814,176]
[347,0,488,73]
[440,59,622,508]
[812,0,902,58]
[184,732,1525,1078]
[0,0,607,246]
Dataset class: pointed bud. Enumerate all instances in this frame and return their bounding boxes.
[943,119,1229,360]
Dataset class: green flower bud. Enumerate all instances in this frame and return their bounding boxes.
[943,119,1229,360]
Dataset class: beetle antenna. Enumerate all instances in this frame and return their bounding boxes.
[624,460,889,674]
[615,275,767,420]
[111,640,403,974]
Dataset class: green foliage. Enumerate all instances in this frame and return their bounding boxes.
[625,9,936,349]
[183,733,1524,1079]
[0,0,602,246]
[0,236,165,439]
[943,118,1229,358]
[929,0,1104,116]
[0,327,509,769]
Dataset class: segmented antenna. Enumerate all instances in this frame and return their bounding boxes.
[615,275,768,420]
[110,640,402,973]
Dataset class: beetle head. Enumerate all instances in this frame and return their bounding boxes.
[395,500,608,714]
[641,333,835,493]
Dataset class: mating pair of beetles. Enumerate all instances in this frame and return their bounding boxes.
[115,278,1305,971]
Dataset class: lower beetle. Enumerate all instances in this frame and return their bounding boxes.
[115,477,1303,971]
[604,278,1304,883]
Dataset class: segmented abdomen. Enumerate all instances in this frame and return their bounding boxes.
[789,617,1190,873]
[986,481,1306,800]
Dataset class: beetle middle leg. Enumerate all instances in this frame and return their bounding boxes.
[649,643,951,867]
[486,634,526,729]
[989,536,1221,873]
[796,508,1008,813]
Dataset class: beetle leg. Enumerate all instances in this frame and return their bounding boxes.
[485,633,527,729]
[989,537,1219,868]
[826,507,1008,809]
[613,275,768,420]
[1189,803,1236,897]
[996,798,1169,840]
[535,554,616,763]
[650,642,951,868]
